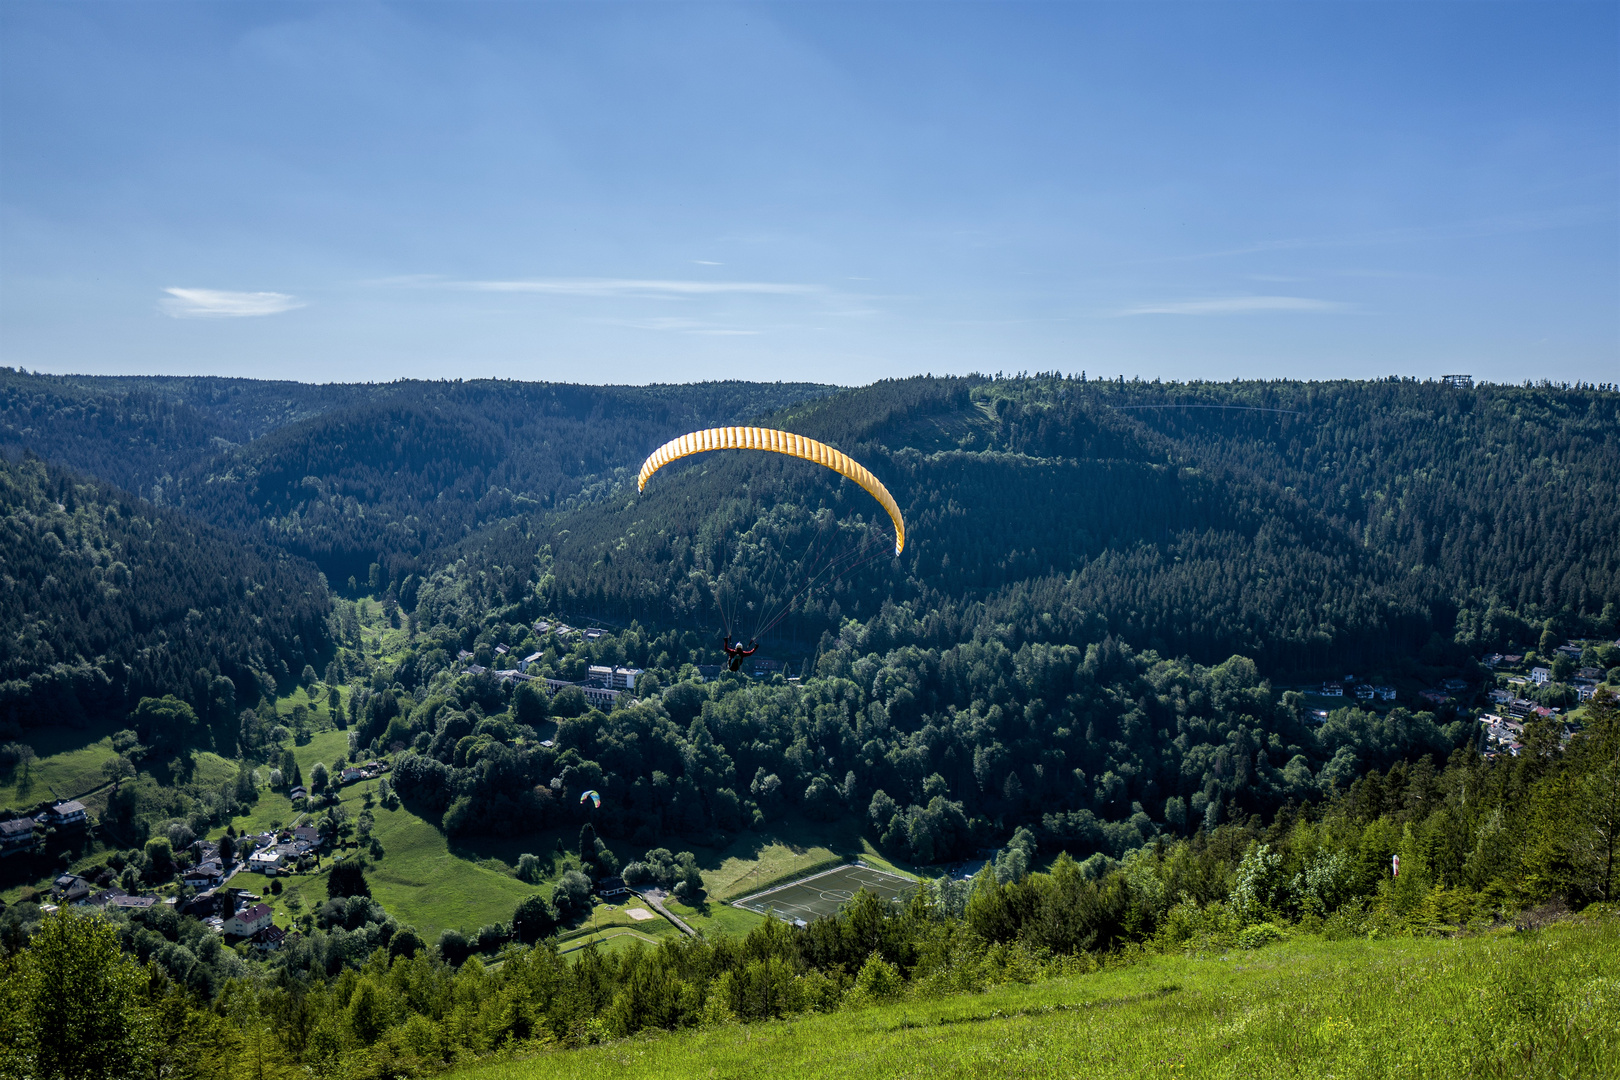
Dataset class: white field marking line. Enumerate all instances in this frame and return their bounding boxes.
[729,861,916,909]
[730,862,865,908]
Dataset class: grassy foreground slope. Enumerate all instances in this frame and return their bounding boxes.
[454,915,1620,1080]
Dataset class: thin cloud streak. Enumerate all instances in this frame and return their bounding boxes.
[160,288,304,318]
[449,278,819,297]
[1118,296,1351,316]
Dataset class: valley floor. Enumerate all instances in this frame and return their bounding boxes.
[448,913,1620,1080]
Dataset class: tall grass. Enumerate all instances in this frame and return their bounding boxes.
[449,914,1620,1080]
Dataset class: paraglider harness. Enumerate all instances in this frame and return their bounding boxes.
[722,636,758,672]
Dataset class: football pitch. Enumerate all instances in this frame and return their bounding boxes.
[731,862,919,923]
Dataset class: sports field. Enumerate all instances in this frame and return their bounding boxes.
[731,862,918,923]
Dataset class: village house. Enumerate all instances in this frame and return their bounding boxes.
[587,665,644,691]
[223,902,273,939]
[180,889,222,918]
[544,676,620,709]
[1419,689,1451,707]
[491,669,531,686]
[583,627,606,641]
[1373,685,1397,701]
[1442,678,1469,692]
[292,825,322,847]
[51,874,92,905]
[1530,667,1552,685]
[106,895,157,912]
[1320,682,1344,697]
[182,864,225,890]
[519,651,543,672]
[288,785,309,801]
[1555,644,1584,660]
[45,800,88,828]
[0,817,36,857]
[1354,683,1375,700]
[254,924,288,952]
[494,644,509,656]
[580,685,620,709]
[248,847,287,874]
[340,766,364,784]
[88,886,127,908]
[596,876,630,897]
[533,621,552,634]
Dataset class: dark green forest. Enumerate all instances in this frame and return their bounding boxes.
[0,457,329,739]
[535,375,1620,674]
[1,371,1616,836]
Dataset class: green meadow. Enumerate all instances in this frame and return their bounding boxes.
[447,913,1620,1080]
[0,727,120,810]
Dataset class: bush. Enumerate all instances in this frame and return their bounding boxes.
[1237,922,1286,949]
[389,927,423,960]
[438,928,471,966]
[851,955,904,1003]
[512,894,557,944]
[551,870,592,921]
[328,860,370,899]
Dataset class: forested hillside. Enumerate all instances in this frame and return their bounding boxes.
[0,456,330,738]
[531,375,1620,675]
[165,381,837,587]
[0,371,834,588]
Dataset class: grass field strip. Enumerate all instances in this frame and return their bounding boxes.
[731,862,918,923]
[557,927,664,955]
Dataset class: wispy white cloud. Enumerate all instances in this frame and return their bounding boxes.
[1118,296,1351,316]
[450,278,817,297]
[161,287,303,318]
[692,260,722,266]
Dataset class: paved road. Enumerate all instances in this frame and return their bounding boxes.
[638,889,698,938]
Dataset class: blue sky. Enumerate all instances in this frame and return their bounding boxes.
[1,2,1614,386]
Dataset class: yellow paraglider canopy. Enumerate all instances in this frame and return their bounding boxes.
[637,427,906,555]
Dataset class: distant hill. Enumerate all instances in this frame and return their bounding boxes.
[527,375,1620,676]
[1,369,1613,716]
[0,454,331,739]
[0,371,835,588]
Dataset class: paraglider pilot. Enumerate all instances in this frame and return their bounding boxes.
[723,636,758,672]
